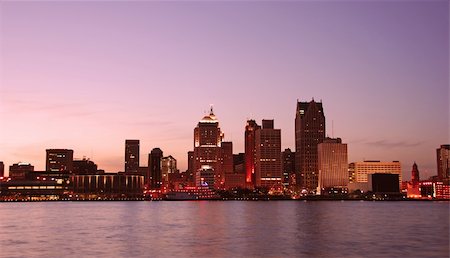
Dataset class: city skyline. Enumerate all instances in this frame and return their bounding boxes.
[0,1,448,179]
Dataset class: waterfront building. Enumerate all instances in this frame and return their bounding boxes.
[73,158,98,175]
[436,144,449,183]
[295,99,326,191]
[187,151,195,185]
[282,148,295,187]
[46,149,74,173]
[317,138,348,194]
[149,148,163,189]
[348,161,402,190]
[9,162,34,180]
[193,107,224,189]
[255,119,282,188]
[125,140,140,174]
[0,161,4,178]
[220,141,233,175]
[245,119,261,187]
[162,155,177,189]
[411,162,420,186]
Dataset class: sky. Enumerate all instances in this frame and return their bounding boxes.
[0,0,448,180]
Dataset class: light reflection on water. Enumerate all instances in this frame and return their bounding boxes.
[0,201,448,257]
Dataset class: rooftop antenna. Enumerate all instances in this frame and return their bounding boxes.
[209,104,214,115]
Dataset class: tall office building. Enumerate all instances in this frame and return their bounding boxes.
[411,162,420,186]
[255,119,282,188]
[46,149,74,173]
[149,148,163,189]
[295,99,325,191]
[436,144,449,182]
[317,138,348,194]
[125,140,140,174]
[0,161,4,178]
[220,141,233,175]
[245,120,261,186]
[161,155,177,188]
[282,149,295,187]
[193,107,224,189]
[349,161,402,189]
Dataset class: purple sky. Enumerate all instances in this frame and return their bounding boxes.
[0,1,448,179]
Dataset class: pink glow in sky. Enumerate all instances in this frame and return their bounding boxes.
[0,1,448,179]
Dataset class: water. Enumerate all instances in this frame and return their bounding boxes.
[0,201,448,257]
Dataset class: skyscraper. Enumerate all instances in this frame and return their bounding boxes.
[255,119,282,188]
[295,99,325,191]
[282,149,295,187]
[411,162,420,186]
[0,161,4,178]
[317,138,348,194]
[46,149,74,173]
[193,107,224,189]
[149,148,163,189]
[162,155,177,188]
[245,120,260,186]
[125,140,140,174]
[436,144,449,182]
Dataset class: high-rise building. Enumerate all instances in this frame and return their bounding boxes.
[317,138,348,194]
[125,140,140,174]
[255,119,282,188]
[349,161,402,189]
[282,149,295,187]
[187,151,195,185]
[245,120,261,186]
[149,148,163,189]
[193,107,224,189]
[9,162,34,180]
[0,161,4,178]
[436,144,449,182]
[162,155,177,188]
[411,162,420,186]
[46,149,74,173]
[295,99,325,191]
[220,141,233,175]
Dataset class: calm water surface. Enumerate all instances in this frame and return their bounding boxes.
[0,201,448,257]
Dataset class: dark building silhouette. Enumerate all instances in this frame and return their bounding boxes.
[255,119,282,188]
[221,141,233,175]
[9,162,34,180]
[73,158,98,175]
[370,173,400,193]
[295,99,325,191]
[233,153,245,174]
[46,149,74,173]
[187,151,195,185]
[149,148,163,189]
[125,140,140,174]
[245,120,260,187]
[193,107,224,189]
[411,162,420,186]
[436,144,449,182]
[0,161,4,178]
[282,148,295,187]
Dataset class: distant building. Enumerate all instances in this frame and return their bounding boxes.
[349,161,402,190]
[0,161,4,178]
[73,158,98,175]
[187,151,194,183]
[245,120,261,187]
[406,163,421,198]
[149,148,163,189]
[233,153,245,174]
[295,99,326,191]
[369,173,400,193]
[282,149,295,187]
[46,149,74,173]
[317,138,348,194]
[255,119,282,188]
[220,142,233,176]
[196,166,215,189]
[193,107,224,189]
[436,144,449,183]
[125,140,140,174]
[162,155,177,189]
[411,162,420,186]
[9,163,34,181]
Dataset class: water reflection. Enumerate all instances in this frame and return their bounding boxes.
[0,201,448,257]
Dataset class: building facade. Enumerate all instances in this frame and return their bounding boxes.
[46,149,74,173]
[436,144,449,183]
[255,119,282,188]
[317,138,348,194]
[245,120,261,187]
[149,148,163,189]
[193,108,224,189]
[349,161,402,189]
[295,99,326,191]
[282,149,295,187]
[125,140,140,174]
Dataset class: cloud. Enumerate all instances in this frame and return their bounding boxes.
[364,140,423,148]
